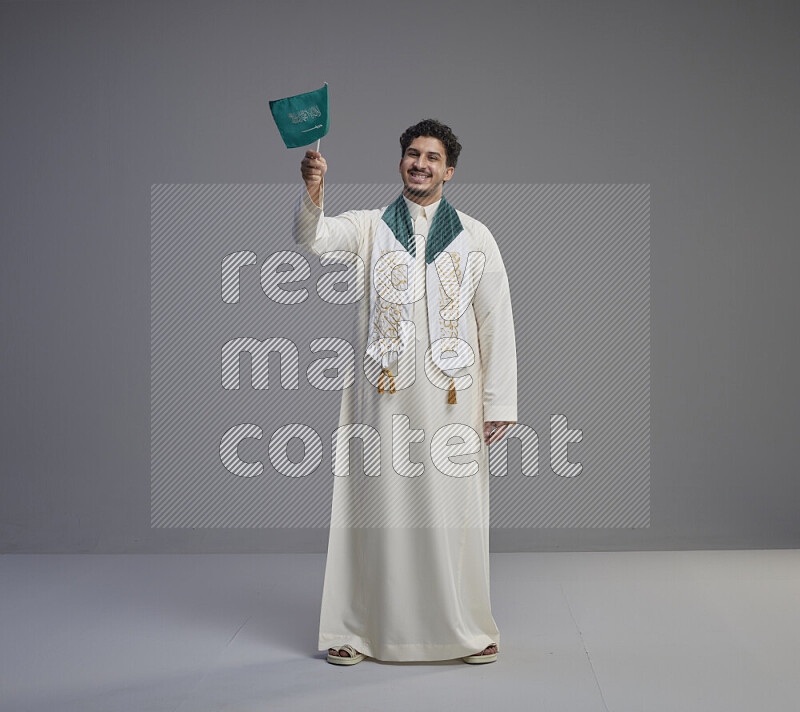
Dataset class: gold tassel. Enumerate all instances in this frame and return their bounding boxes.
[378,367,396,394]
[448,376,457,404]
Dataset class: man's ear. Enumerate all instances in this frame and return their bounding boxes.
[444,166,455,182]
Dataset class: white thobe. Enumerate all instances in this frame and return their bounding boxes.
[292,179,517,661]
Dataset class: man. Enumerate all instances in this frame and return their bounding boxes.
[293,119,517,664]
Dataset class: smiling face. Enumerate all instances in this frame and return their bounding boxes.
[399,136,455,205]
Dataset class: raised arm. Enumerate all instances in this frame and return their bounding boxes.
[292,150,365,257]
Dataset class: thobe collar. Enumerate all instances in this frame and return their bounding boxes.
[403,194,441,224]
[381,191,464,264]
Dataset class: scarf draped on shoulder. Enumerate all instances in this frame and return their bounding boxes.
[364,193,486,405]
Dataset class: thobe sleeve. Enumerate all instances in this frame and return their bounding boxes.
[292,178,366,257]
[472,226,518,424]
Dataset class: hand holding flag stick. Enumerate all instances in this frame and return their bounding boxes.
[300,148,327,207]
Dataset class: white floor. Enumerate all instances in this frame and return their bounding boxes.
[0,550,797,712]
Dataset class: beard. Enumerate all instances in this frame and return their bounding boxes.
[403,174,442,199]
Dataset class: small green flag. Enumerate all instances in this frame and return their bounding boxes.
[269,83,329,149]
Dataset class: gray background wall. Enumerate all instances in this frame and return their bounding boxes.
[1,0,798,552]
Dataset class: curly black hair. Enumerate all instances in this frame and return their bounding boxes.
[399,119,462,169]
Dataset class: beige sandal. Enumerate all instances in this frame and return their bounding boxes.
[462,643,499,664]
[327,644,366,665]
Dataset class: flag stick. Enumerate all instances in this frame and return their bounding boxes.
[315,81,326,154]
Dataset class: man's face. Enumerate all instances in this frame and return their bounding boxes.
[399,136,455,203]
